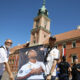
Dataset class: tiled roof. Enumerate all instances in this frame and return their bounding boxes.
[55,29,80,42]
[10,43,29,54]
[43,29,80,44]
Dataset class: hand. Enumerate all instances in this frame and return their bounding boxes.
[46,75,51,80]
[36,67,43,74]
[9,73,14,80]
[30,67,43,74]
[30,69,36,74]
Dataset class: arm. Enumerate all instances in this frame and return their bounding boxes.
[68,67,72,78]
[50,60,57,74]
[0,48,14,80]
[4,62,14,80]
[47,60,57,80]
[68,67,72,72]
[30,67,44,75]
[31,62,46,74]
[77,68,80,72]
[17,67,43,80]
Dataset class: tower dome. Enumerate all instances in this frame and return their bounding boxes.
[38,0,48,16]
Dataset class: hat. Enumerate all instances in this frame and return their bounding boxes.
[49,36,56,41]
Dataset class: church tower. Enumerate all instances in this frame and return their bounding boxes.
[30,0,51,46]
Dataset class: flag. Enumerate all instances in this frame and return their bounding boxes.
[62,48,66,56]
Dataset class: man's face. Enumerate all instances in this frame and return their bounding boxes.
[28,50,37,60]
[74,59,78,64]
[5,39,13,49]
[49,40,55,47]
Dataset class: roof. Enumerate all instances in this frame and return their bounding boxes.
[10,43,29,54]
[43,29,80,44]
[55,29,80,42]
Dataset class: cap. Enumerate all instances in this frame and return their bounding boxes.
[49,36,56,41]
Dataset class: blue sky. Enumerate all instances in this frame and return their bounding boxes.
[0,0,80,47]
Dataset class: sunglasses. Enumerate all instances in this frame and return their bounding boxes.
[6,42,13,44]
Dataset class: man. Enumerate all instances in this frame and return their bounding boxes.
[58,56,71,80]
[45,37,60,80]
[0,39,14,80]
[72,57,80,80]
[17,50,45,80]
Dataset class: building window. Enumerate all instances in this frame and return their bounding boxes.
[62,43,66,48]
[33,40,36,44]
[71,54,77,63]
[36,19,39,27]
[44,35,46,38]
[44,20,47,28]
[72,41,76,48]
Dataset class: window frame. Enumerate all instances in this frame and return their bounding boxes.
[71,54,77,63]
[72,41,76,48]
[62,43,66,48]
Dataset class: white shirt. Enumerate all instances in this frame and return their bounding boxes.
[0,46,10,75]
[17,61,45,80]
[45,48,60,76]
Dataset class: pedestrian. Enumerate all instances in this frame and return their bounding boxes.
[56,59,61,80]
[0,39,14,80]
[72,57,80,80]
[58,56,71,80]
[45,37,60,80]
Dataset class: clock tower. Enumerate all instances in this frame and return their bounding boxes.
[30,0,51,46]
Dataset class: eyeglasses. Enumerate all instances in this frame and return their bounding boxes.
[6,42,13,44]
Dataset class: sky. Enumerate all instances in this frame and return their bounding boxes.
[0,0,80,47]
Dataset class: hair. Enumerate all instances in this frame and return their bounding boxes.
[49,37,56,41]
[62,56,66,62]
[5,39,12,43]
[27,50,37,56]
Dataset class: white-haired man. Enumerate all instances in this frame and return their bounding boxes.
[17,50,45,80]
[0,39,14,80]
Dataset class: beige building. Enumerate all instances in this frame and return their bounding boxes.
[30,0,50,46]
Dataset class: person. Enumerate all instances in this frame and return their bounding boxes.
[56,59,61,80]
[58,56,71,80]
[72,57,80,80]
[17,50,45,80]
[45,37,60,80]
[0,39,14,80]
